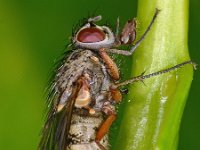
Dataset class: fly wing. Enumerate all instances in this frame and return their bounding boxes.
[39,49,96,149]
[38,83,80,150]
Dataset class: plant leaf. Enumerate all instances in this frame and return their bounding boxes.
[113,0,193,149]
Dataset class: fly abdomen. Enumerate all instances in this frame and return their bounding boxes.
[67,110,109,150]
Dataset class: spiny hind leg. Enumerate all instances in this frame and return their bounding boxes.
[111,60,197,89]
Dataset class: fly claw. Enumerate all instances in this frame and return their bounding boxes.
[39,8,196,150]
[120,18,137,44]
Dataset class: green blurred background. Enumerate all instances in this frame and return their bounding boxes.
[0,0,199,149]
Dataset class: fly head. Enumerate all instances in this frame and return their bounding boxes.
[73,15,115,50]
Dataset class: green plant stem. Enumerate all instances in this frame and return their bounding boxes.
[113,0,193,150]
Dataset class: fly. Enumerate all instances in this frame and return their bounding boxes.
[38,9,196,150]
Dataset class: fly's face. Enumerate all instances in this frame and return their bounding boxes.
[73,16,115,50]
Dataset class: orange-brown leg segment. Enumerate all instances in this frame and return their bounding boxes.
[110,88,122,103]
[99,48,120,80]
[95,114,116,142]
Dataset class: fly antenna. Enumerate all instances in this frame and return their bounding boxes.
[88,15,102,23]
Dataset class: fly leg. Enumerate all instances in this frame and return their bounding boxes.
[95,114,116,150]
[95,95,118,150]
[93,85,122,149]
[110,60,197,89]
[106,9,160,56]
[99,48,120,80]
[98,48,124,103]
[110,88,122,103]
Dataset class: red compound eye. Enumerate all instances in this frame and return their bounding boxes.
[77,27,105,43]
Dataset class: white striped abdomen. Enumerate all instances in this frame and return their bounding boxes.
[67,111,109,150]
